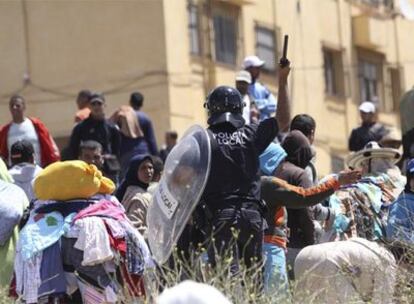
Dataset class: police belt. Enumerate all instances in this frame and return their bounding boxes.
[194,200,268,235]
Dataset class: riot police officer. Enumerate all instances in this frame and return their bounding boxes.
[201,63,290,275]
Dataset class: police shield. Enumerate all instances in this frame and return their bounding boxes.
[147,125,211,264]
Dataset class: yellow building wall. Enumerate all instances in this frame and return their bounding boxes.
[164,0,414,175]
[1,0,414,175]
[0,0,169,146]
[162,0,207,138]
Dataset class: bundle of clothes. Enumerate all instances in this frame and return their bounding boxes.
[294,142,405,304]
[325,143,405,242]
[11,161,153,303]
[326,172,405,242]
[0,179,29,287]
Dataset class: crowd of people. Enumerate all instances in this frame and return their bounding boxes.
[0,54,413,304]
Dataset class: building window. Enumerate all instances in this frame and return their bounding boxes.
[188,1,201,55]
[323,48,345,97]
[358,51,384,108]
[213,10,238,65]
[356,0,394,9]
[358,50,401,112]
[384,66,403,112]
[255,26,277,72]
[361,0,381,6]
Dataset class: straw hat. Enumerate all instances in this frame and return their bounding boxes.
[346,141,401,169]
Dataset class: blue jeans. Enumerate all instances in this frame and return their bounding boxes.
[263,242,291,301]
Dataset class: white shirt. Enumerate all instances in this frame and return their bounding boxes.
[242,94,251,125]
[9,163,43,202]
[7,119,41,166]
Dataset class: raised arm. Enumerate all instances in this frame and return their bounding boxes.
[261,170,361,209]
[275,61,291,133]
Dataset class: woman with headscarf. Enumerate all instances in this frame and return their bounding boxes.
[260,141,360,297]
[116,154,154,236]
[277,130,333,278]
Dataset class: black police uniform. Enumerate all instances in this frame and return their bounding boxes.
[201,86,278,274]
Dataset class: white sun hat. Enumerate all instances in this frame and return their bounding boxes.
[346,141,401,169]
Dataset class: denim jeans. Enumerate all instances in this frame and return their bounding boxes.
[263,242,291,301]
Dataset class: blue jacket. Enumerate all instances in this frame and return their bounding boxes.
[386,191,414,245]
[248,81,277,121]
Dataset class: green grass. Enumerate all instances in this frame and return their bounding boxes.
[144,240,414,304]
[4,241,413,303]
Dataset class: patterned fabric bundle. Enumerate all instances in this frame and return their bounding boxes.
[14,198,153,303]
[325,173,405,241]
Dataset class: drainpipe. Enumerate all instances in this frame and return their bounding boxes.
[337,0,351,154]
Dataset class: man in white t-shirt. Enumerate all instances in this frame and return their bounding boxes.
[0,95,60,168]
[7,104,41,165]
[235,70,253,125]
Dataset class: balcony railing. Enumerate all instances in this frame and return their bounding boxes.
[357,0,394,8]
[348,0,395,16]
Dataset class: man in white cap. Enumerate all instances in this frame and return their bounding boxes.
[235,70,253,124]
[348,101,387,152]
[243,55,279,121]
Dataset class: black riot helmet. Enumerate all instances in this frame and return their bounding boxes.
[204,86,245,128]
